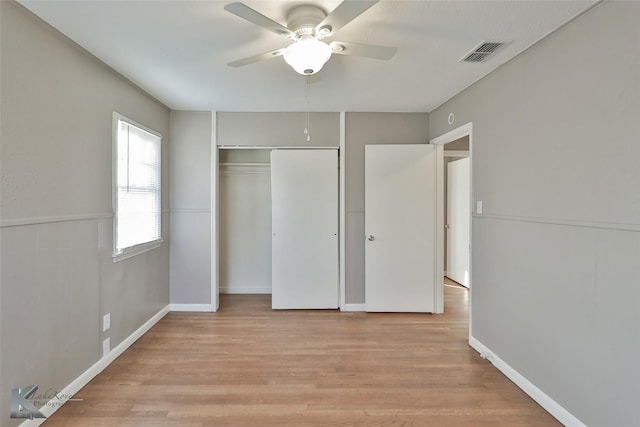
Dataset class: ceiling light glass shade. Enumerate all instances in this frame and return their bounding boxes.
[283,38,332,75]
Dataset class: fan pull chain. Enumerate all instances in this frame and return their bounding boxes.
[304,77,311,142]
[304,112,311,142]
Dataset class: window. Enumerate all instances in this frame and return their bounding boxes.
[113,112,162,261]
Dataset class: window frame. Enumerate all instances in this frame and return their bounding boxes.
[112,112,163,262]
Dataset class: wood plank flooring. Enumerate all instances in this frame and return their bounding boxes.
[43,286,560,426]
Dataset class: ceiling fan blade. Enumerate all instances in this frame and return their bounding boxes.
[329,41,396,60]
[228,48,286,67]
[316,0,378,35]
[224,3,294,38]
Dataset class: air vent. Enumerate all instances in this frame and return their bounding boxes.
[460,41,506,63]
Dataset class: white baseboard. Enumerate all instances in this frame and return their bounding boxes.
[341,303,366,312]
[169,303,214,312]
[20,304,170,427]
[219,287,271,294]
[469,336,586,427]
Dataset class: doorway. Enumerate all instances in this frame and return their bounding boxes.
[430,123,472,320]
[444,139,470,287]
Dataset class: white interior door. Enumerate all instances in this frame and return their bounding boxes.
[365,144,436,312]
[271,149,338,309]
[447,157,470,287]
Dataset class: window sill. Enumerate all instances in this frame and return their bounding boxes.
[113,239,164,262]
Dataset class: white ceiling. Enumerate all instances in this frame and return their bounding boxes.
[19,0,597,112]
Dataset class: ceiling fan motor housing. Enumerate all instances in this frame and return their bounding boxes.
[282,5,332,75]
[287,5,327,38]
[225,1,396,75]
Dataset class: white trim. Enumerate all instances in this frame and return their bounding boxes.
[430,122,473,318]
[211,111,219,312]
[434,144,445,314]
[219,163,271,176]
[19,304,170,427]
[219,162,270,167]
[169,304,214,312]
[469,336,587,427]
[339,112,346,310]
[170,209,211,213]
[476,213,640,233]
[340,303,366,312]
[218,145,258,150]
[431,122,473,146]
[434,147,446,314]
[219,287,271,294]
[443,150,470,158]
[112,239,163,262]
[112,112,162,139]
[0,213,112,228]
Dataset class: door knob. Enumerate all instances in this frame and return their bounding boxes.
[367,235,375,241]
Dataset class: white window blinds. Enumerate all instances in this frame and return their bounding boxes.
[113,114,162,259]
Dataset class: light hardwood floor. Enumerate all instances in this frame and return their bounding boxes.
[43,285,560,426]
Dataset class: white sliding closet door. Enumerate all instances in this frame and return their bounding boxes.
[271,149,338,309]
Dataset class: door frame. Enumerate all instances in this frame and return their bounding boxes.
[430,122,473,317]
[211,110,344,312]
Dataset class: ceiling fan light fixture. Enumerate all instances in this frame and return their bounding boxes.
[318,25,332,37]
[283,38,332,75]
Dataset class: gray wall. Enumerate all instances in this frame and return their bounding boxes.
[344,113,429,304]
[169,112,341,304]
[169,111,212,305]
[173,112,428,306]
[430,2,639,425]
[0,2,170,423]
[217,112,340,147]
[216,112,428,305]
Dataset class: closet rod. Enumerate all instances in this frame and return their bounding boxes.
[217,145,338,150]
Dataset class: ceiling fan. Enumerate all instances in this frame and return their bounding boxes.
[224,0,397,75]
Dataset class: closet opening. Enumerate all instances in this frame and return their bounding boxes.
[218,148,273,296]
[217,147,340,310]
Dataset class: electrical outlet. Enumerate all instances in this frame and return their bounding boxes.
[103,313,110,332]
[476,200,483,215]
[102,338,110,357]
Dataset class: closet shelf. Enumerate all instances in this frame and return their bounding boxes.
[219,162,270,167]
